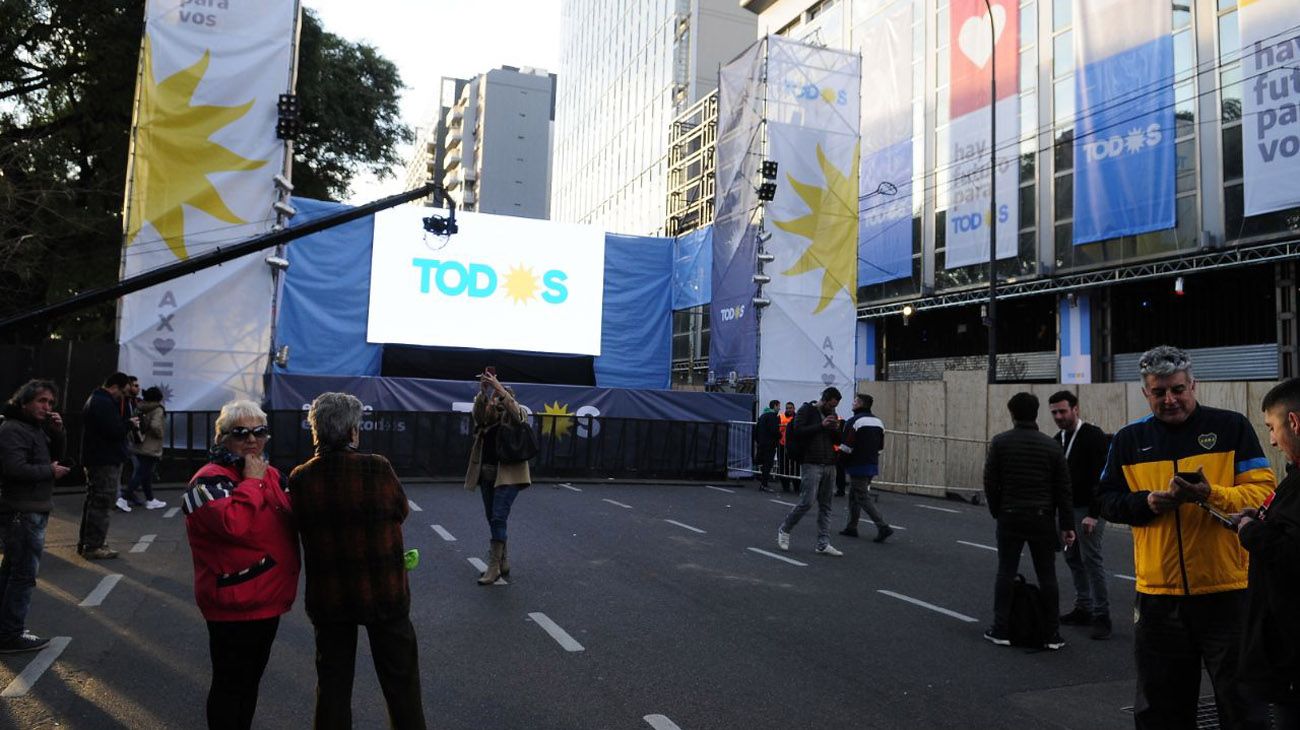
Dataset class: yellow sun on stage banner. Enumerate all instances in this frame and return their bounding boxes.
[503,265,539,304]
[126,36,267,260]
[773,143,860,314]
[538,401,575,438]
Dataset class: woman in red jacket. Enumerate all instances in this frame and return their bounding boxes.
[182,400,299,730]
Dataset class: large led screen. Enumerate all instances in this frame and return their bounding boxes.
[367,207,605,355]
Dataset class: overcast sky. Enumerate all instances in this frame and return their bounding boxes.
[301,0,562,204]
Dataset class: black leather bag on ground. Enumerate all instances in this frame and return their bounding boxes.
[495,418,539,464]
[1009,573,1049,648]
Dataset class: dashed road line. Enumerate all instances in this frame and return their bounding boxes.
[467,557,507,585]
[644,715,683,730]
[163,507,180,518]
[704,485,734,494]
[129,534,157,553]
[528,612,585,652]
[557,483,582,492]
[1115,574,1137,582]
[79,574,124,607]
[431,525,456,542]
[859,520,907,530]
[914,504,961,514]
[664,519,706,534]
[408,500,423,512]
[956,540,997,552]
[768,498,797,507]
[0,637,71,697]
[746,547,808,567]
[877,590,979,623]
[602,498,633,509]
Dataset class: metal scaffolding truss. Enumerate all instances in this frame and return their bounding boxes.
[857,238,1300,319]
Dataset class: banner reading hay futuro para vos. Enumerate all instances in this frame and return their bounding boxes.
[1240,0,1300,217]
[119,0,298,409]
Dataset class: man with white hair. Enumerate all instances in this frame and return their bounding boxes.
[1098,344,1274,729]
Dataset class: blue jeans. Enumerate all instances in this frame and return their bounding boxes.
[125,454,158,501]
[479,481,521,543]
[1064,505,1109,617]
[0,511,49,641]
[780,462,835,549]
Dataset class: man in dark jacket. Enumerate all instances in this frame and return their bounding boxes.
[1234,377,1300,726]
[1048,390,1113,640]
[838,393,892,542]
[78,372,136,559]
[753,400,782,492]
[777,387,844,556]
[0,380,71,652]
[983,392,1075,650]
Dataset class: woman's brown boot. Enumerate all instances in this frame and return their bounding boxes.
[499,541,510,578]
[477,540,505,585]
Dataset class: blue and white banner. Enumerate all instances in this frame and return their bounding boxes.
[1239,0,1300,216]
[1059,293,1091,384]
[672,225,712,311]
[856,320,877,382]
[856,1,913,286]
[1073,0,1174,244]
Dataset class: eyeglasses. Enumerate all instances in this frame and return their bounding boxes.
[226,426,271,440]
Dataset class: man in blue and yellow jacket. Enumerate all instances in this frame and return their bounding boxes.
[1099,345,1273,730]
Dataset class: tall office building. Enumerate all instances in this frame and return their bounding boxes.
[552,0,756,235]
[405,67,556,219]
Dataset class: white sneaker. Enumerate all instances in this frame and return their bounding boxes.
[145,499,167,510]
[777,529,791,552]
[114,497,132,513]
[815,544,844,557]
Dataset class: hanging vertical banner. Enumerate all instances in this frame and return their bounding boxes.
[856,1,914,287]
[1240,0,1300,216]
[856,320,877,382]
[1059,294,1092,384]
[1073,0,1174,243]
[758,37,861,415]
[944,0,1020,269]
[709,41,765,380]
[118,0,298,409]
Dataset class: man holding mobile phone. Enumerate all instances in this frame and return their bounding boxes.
[1098,345,1274,729]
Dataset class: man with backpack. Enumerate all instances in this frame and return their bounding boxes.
[776,388,844,557]
[982,392,1075,650]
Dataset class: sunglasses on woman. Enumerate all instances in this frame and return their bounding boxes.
[226,425,271,440]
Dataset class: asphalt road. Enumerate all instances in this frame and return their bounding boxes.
[0,479,1152,729]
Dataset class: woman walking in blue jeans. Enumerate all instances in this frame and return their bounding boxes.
[464,369,531,586]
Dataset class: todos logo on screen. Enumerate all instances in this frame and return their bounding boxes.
[412,258,569,305]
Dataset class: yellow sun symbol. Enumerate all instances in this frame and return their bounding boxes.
[538,401,575,438]
[503,265,539,304]
[126,36,268,259]
[773,143,860,314]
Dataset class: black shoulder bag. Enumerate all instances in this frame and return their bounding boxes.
[495,413,539,464]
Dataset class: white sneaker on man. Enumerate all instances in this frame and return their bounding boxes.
[145,499,167,510]
[815,544,844,557]
[114,497,132,513]
[777,529,791,552]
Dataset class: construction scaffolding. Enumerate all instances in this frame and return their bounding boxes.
[666,90,718,237]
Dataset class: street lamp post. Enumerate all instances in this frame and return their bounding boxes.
[984,0,999,385]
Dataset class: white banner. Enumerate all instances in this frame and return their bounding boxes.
[119,0,298,409]
[367,208,606,355]
[1240,0,1300,216]
[759,38,861,416]
[943,98,1020,268]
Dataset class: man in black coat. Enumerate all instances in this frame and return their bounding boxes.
[1234,377,1300,726]
[753,400,782,492]
[983,392,1075,650]
[1048,390,1113,640]
[78,372,136,560]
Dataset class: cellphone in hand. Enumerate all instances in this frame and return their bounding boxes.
[484,366,496,377]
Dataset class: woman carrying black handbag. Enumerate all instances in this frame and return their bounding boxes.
[463,369,533,586]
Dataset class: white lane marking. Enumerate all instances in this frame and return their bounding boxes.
[705,485,734,494]
[408,500,423,512]
[558,482,583,492]
[859,520,907,530]
[431,524,457,542]
[644,715,683,730]
[1115,574,1137,582]
[768,498,797,507]
[746,547,808,567]
[956,540,997,552]
[467,557,507,585]
[664,519,706,534]
[129,534,157,553]
[527,612,585,652]
[163,507,180,518]
[79,574,124,607]
[914,504,961,514]
[877,590,979,623]
[0,637,71,697]
[602,498,633,509]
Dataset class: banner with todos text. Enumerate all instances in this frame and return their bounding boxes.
[118,0,298,409]
[1240,0,1300,217]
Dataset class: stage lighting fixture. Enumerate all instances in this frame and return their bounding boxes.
[757,182,777,201]
[264,255,290,271]
[760,160,779,179]
[272,200,297,218]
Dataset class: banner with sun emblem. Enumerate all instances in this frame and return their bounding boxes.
[758,38,861,414]
[118,0,299,409]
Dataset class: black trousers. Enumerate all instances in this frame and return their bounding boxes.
[206,616,280,730]
[992,512,1060,637]
[754,443,776,487]
[1133,591,1267,730]
[314,614,426,730]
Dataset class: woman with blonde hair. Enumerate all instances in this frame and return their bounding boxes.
[464,370,532,585]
